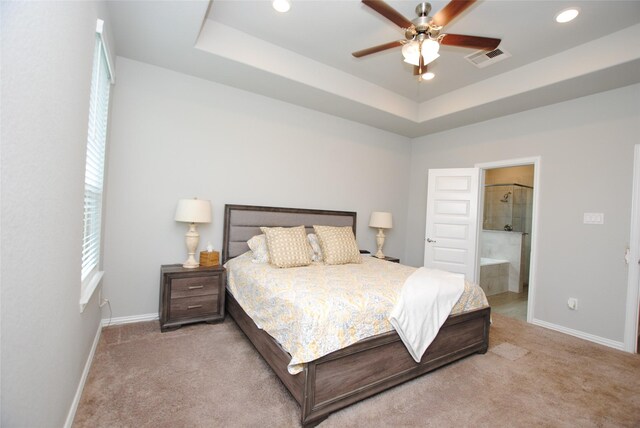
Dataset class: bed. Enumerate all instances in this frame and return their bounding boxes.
[223,204,491,427]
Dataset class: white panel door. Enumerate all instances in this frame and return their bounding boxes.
[424,168,480,282]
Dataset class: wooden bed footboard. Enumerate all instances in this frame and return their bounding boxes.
[226,290,490,427]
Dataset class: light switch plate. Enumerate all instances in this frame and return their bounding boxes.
[583,213,604,224]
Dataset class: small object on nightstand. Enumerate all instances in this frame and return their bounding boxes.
[377,255,400,263]
[199,250,220,267]
[159,264,226,332]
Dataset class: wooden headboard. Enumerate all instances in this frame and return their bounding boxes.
[222,204,357,263]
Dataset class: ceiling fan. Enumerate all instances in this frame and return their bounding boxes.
[353,0,501,80]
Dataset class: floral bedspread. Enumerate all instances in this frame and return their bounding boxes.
[225,252,488,374]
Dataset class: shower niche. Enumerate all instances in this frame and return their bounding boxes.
[483,184,533,232]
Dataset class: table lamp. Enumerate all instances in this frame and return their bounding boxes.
[175,198,212,268]
[369,212,393,259]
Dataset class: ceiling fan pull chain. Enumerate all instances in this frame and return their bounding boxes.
[418,40,425,75]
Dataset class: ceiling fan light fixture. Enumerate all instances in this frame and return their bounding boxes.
[421,50,440,66]
[407,52,439,66]
[402,39,440,66]
[421,39,440,64]
[422,71,435,80]
[402,42,420,65]
[403,57,420,66]
[272,0,291,13]
[555,8,579,23]
[421,39,440,56]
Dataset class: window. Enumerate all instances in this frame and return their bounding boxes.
[81,19,114,311]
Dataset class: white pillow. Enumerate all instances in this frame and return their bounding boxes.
[247,234,269,263]
[307,233,323,262]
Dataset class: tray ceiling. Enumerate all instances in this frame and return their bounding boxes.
[108,0,640,137]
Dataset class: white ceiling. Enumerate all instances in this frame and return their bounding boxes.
[108,0,640,137]
[209,0,640,102]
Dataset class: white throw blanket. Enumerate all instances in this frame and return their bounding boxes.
[389,267,465,363]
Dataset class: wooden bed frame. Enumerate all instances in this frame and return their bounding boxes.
[223,204,491,427]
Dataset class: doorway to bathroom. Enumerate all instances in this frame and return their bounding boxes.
[476,159,539,323]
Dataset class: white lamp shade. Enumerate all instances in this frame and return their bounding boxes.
[174,198,212,223]
[369,212,393,229]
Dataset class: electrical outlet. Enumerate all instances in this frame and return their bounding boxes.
[567,298,578,310]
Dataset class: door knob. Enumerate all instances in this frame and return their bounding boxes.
[426,238,436,243]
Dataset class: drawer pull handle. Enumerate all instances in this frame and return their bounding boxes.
[188,285,204,290]
[187,305,203,310]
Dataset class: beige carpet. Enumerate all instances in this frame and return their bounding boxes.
[74,314,640,427]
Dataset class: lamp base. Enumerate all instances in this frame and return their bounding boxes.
[182,256,199,269]
[183,223,200,269]
[375,228,386,259]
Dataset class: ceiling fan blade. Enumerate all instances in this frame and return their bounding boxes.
[352,40,404,58]
[440,34,501,50]
[362,0,413,29]
[432,0,476,27]
[413,64,428,76]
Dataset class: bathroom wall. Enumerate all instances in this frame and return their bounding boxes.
[482,165,534,294]
[479,261,509,296]
[483,164,534,233]
[511,186,533,233]
[486,165,534,187]
[483,185,514,231]
[481,230,523,293]
[483,185,533,232]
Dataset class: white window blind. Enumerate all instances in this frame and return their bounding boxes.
[82,29,112,282]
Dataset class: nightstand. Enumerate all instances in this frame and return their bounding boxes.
[159,264,226,332]
[373,255,400,263]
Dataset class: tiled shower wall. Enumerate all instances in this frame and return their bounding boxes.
[481,230,524,293]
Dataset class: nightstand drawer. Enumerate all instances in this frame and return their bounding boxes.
[170,276,220,299]
[170,294,219,320]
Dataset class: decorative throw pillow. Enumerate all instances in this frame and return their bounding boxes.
[260,226,313,268]
[312,225,361,265]
[307,233,324,262]
[247,234,269,263]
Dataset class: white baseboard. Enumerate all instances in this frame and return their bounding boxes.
[531,318,625,351]
[102,312,158,327]
[64,321,102,428]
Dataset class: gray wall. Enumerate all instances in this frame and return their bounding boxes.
[102,58,412,318]
[1,1,114,425]
[405,84,640,343]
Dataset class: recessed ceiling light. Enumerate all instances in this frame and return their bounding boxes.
[272,0,290,13]
[555,8,579,23]
[422,72,435,81]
